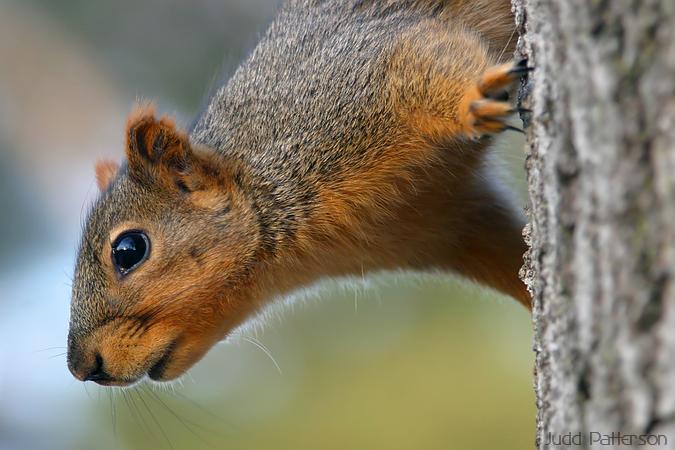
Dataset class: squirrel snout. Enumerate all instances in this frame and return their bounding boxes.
[67,340,96,381]
[68,348,108,382]
[67,333,128,386]
[67,337,111,383]
[66,320,183,386]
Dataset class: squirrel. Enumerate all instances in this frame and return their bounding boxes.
[67,0,530,386]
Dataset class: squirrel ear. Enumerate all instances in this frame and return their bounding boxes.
[124,104,192,178]
[95,158,120,192]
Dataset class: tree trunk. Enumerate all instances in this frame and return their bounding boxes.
[512,0,675,448]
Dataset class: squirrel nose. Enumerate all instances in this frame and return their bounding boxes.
[83,353,109,381]
[67,339,110,382]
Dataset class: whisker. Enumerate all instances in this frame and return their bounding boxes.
[63,268,74,284]
[171,391,226,424]
[120,389,152,446]
[123,389,155,443]
[497,26,517,63]
[354,286,359,313]
[154,387,230,436]
[83,382,93,401]
[108,390,119,450]
[48,352,67,359]
[240,336,283,375]
[33,346,67,353]
[120,390,135,424]
[142,385,218,448]
[135,386,175,450]
[80,179,95,225]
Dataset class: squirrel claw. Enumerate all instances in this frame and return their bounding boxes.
[461,59,530,137]
[504,124,525,134]
[508,65,534,75]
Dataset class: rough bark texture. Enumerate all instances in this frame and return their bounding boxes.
[512,0,675,448]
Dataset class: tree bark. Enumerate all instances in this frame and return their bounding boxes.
[512,0,675,448]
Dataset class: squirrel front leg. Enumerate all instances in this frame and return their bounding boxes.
[450,60,532,308]
[376,37,532,307]
[448,61,532,308]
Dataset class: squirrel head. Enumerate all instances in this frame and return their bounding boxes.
[67,105,262,386]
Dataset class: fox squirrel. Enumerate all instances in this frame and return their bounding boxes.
[67,0,530,386]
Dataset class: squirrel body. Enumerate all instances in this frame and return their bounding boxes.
[68,0,529,386]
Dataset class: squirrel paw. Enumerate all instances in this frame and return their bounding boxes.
[461,59,532,138]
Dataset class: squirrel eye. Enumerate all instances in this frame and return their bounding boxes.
[111,231,150,276]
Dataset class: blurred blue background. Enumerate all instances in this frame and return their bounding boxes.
[0,1,534,449]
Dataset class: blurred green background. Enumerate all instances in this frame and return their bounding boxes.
[0,1,534,449]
